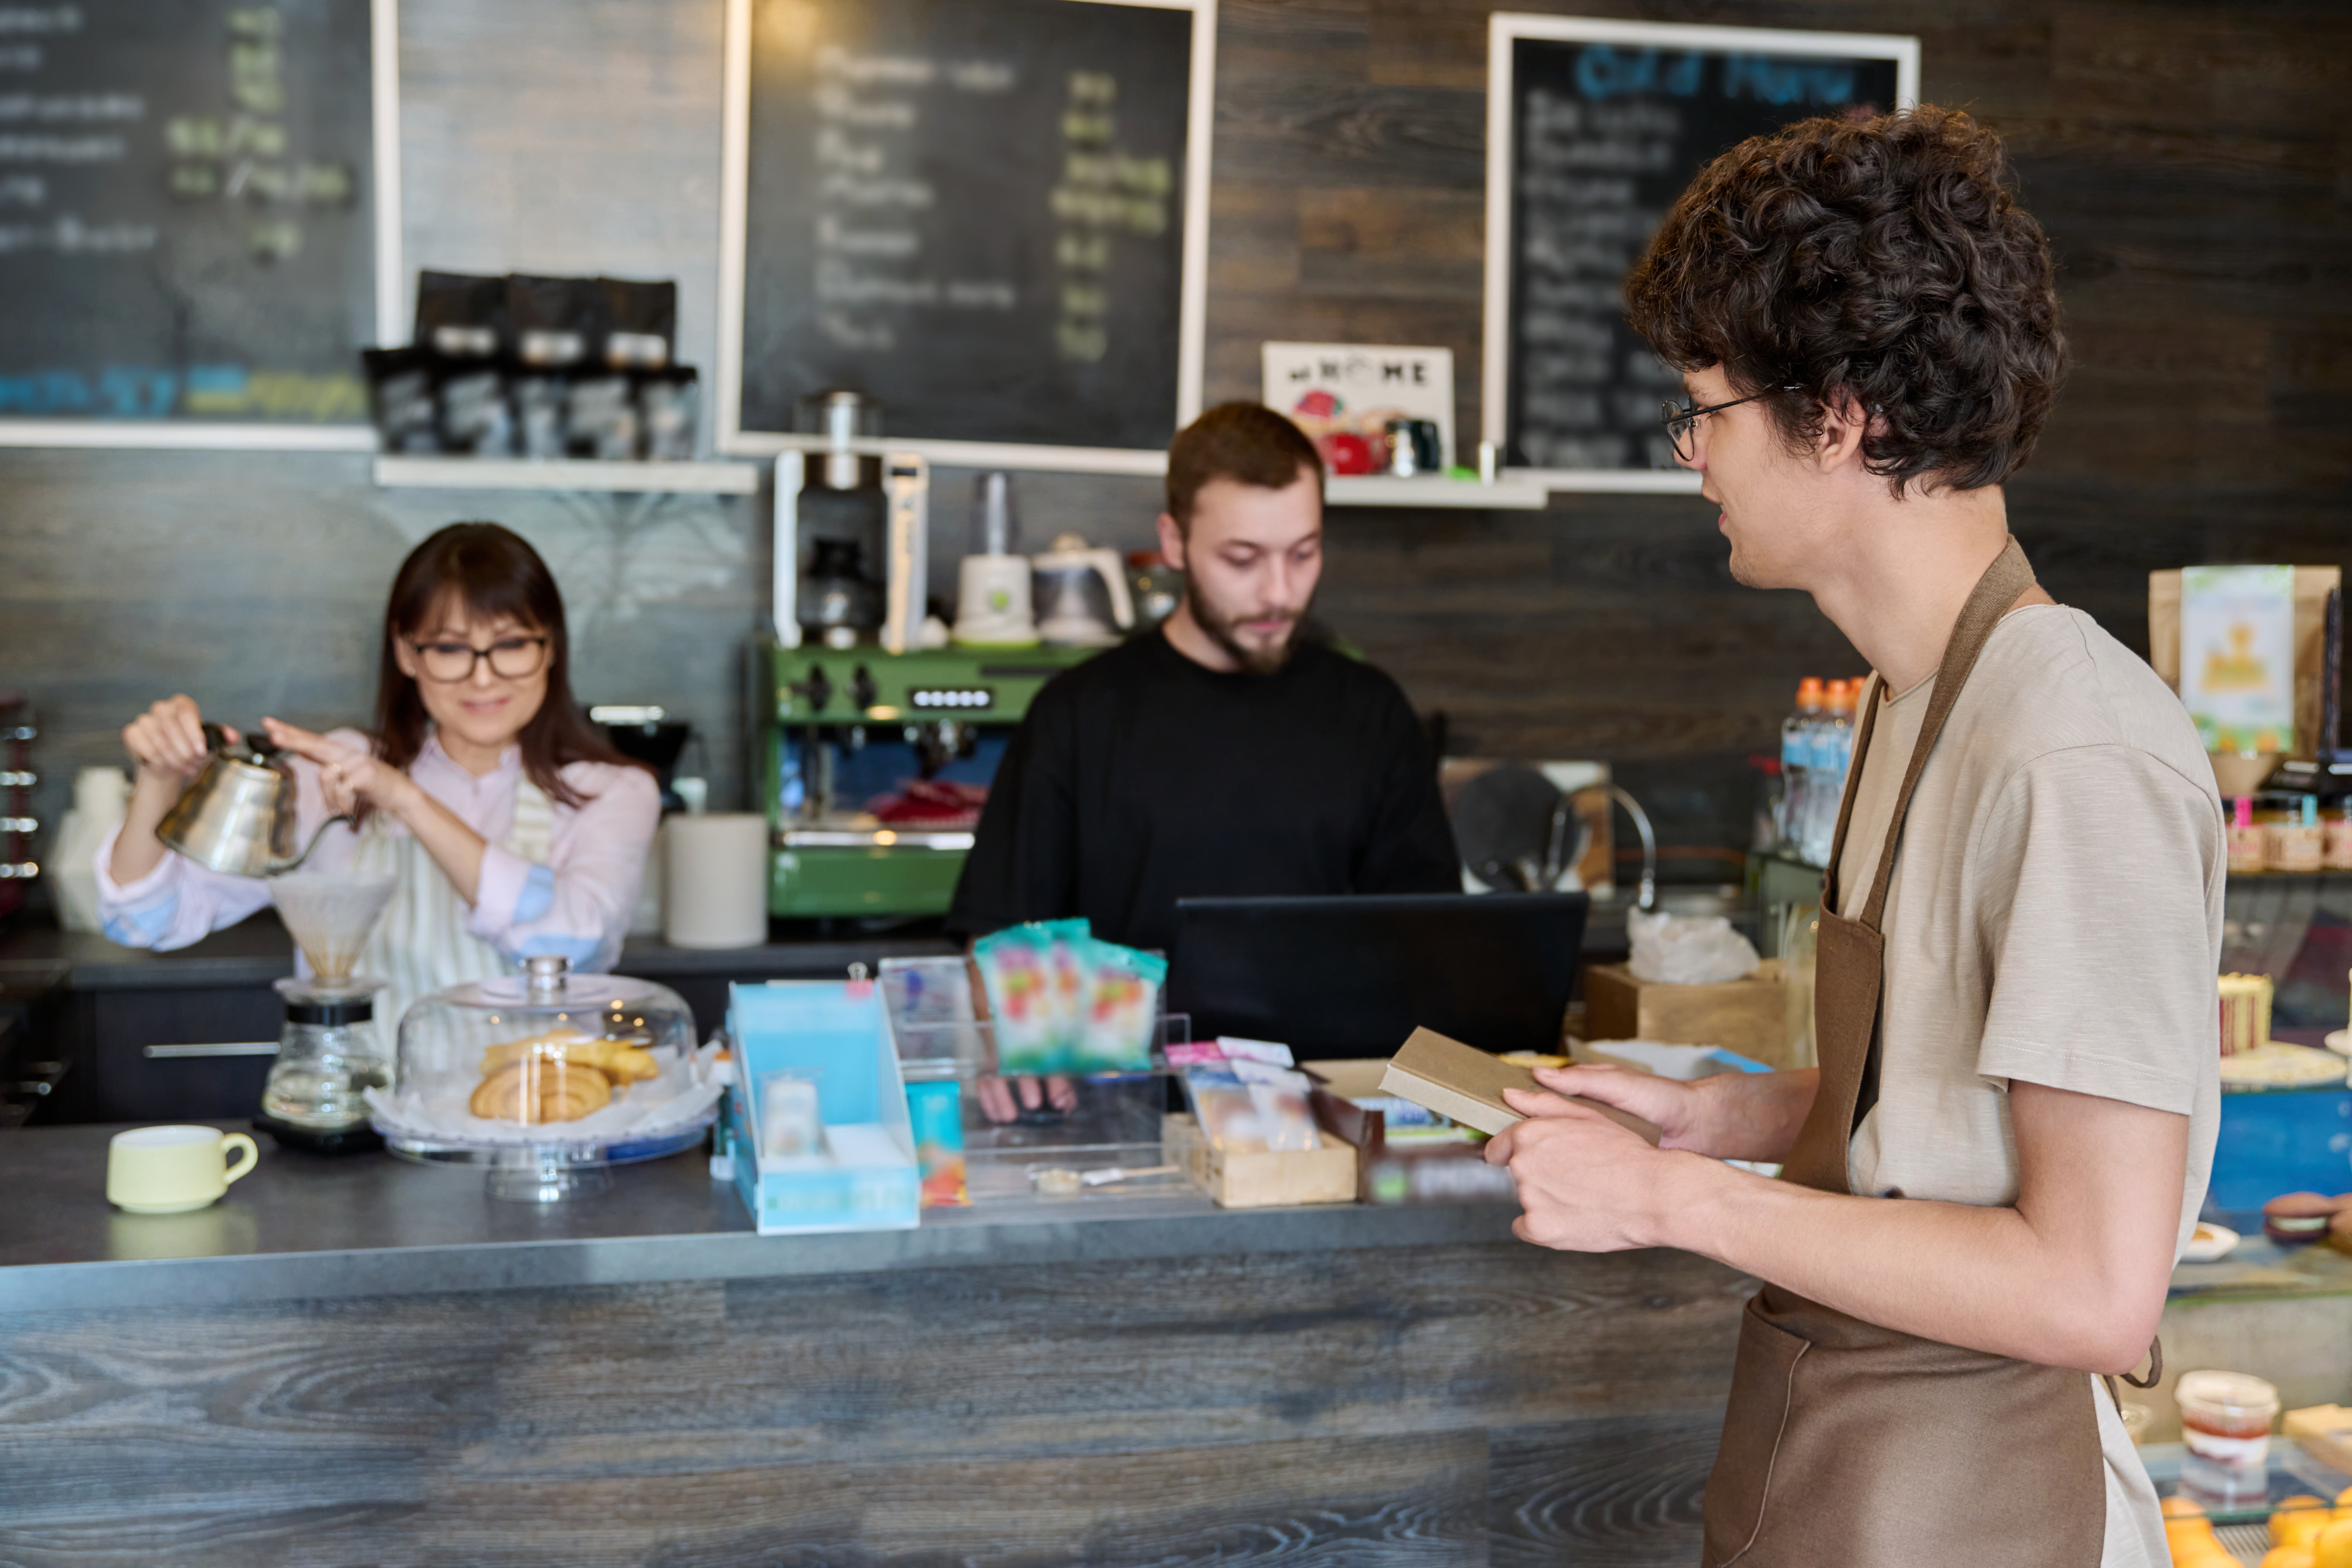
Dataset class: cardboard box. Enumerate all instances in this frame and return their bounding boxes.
[1583,959,1790,1066]
[1302,1059,1517,1206]
[1162,1112,1357,1209]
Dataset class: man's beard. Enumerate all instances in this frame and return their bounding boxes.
[1188,580,1305,676]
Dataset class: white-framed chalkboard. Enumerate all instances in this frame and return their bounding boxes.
[0,0,403,451]
[716,0,1214,475]
[1481,15,1919,493]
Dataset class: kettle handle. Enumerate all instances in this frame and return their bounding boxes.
[271,813,355,874]
[199,721,276,760]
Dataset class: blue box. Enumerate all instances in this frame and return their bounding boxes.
[727,980,919,1235]
[2206,1083,2352,1217]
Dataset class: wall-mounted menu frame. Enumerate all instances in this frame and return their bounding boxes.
[716,0,1214,475]
[1481,15,1918,493]
[0,0,403,451]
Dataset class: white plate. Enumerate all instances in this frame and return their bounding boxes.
[2326,1029,2351,1057]
[2181,1223,2240,1263]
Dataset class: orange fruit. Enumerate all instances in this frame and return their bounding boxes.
[2285,1513,2339,1550]
[2339,1486,2352,1509]
[2163,1496,2208,1519]
[2313,1516,2352,1568]
[2280,1501,2333,1545]
[2267,1549,2321,1568]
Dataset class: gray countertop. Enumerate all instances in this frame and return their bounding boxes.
[0,911,959,993]
[0,1119,1522,1316]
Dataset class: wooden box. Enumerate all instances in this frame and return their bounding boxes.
[1582,959,1791,1067]
[1162,1113,1357,1209]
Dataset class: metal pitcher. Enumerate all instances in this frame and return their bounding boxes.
[156,725,348,878]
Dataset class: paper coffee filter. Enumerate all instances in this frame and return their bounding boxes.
[270,872,396,981]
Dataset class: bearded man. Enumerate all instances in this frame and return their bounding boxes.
[948,400,1460,957]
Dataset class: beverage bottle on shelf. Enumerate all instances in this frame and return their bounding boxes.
[1779,677,1825,854]
[1804,679,1858,867]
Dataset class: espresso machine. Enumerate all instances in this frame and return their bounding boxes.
[760,408,1092,916]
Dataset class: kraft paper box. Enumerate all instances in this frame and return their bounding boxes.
[1582,960,1790,1068]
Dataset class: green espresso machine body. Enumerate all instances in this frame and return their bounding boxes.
[758,641,1097,918]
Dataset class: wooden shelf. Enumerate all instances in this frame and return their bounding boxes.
[1323,475,1549,510]
[372,456,762,494]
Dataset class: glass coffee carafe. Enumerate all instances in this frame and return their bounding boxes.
[260,975,392,1142]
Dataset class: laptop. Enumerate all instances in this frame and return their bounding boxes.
[1166,892,1590,1059]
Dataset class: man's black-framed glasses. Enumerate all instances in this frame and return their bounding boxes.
[1658,385,1802,463]
[410,635,550,682]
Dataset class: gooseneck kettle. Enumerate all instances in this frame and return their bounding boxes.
[155,724,350,878]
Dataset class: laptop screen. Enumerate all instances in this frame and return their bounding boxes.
[1167,892,1590,1059]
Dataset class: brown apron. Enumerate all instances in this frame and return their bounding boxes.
[1700,539,2114,1568]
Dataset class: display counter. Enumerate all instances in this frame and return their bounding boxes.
[2,1119,2348,1562]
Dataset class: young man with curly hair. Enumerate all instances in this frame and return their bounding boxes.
[1488,107,2221,1566]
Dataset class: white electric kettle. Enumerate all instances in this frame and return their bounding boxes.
[1032,533,1136,647]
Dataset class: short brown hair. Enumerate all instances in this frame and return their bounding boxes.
[1624,105,2065,496]
[1165,401,1323,526]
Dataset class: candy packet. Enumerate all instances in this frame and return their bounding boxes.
[1080,941,1165,1072]
[1179,1065,1262,1150]
[972,925,1061,1075]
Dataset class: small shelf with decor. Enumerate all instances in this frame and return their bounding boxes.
[372,457,761,495]
[1322,474,1548,510]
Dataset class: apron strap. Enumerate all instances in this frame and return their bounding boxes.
[1816,673,1887,917]
[1852,537,2038,933]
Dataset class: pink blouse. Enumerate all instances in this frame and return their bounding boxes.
[95,729,662,975]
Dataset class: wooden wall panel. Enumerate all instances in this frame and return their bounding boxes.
[0,0,2345,875]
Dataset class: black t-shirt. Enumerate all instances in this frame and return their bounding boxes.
[948,629,1461,952]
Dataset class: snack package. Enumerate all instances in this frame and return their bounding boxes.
[1180,1066,1263,1150]
[973,925,1061,1075]
[564,372,638,460]
[507,273,600,372]
[1216,1037,1294,1067]
[905,1079,968,1207]
[1242,1068,1321,1152]
[1081,942,1166,1072]
[414,270,507,359]
[598,276,677,370]
[1038,918,1093,1057]
[362,347,436,453]
[638,367,699,459]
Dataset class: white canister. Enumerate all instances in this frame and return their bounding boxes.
[662,813,768,949]
[53,766,132,933]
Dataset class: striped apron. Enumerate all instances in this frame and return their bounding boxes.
[349,776,554,1043]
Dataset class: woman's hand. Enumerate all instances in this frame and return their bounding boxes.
[262,719,418,821]
[112,695,235,885]
[122,695,228,783]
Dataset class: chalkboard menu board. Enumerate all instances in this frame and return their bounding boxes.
[718,0,1213,473]
[1481,17,1917,489]
[0,0,395,448]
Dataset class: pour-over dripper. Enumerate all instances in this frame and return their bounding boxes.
[270,871,396,982]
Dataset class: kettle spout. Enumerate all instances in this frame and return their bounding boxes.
[269,814,354,875]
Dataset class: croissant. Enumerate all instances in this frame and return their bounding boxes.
[479,1029,659,1085]
[469,1058,614,1124]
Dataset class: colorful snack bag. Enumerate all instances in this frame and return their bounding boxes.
[905,1079,969,1208]
[973,925,1060,1076]
[1082,941,1167,1072]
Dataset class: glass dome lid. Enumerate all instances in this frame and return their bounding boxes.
[371,956,718,1170]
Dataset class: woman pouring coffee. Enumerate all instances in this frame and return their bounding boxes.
[98,522,660,1031]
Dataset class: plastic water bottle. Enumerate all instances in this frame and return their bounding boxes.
[1779,678,1824,854]
[1803,680,1857,867]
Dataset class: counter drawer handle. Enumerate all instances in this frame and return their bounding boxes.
[142,1042,279,1059]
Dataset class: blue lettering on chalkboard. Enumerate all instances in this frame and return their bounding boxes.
[1722,54,1857,107]
[0,366,181,416]
[1574,46,1705,99]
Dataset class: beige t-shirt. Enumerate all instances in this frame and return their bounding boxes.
[1832,604,2224,1568]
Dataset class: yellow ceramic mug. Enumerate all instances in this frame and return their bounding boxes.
[106,1125,258,1213]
